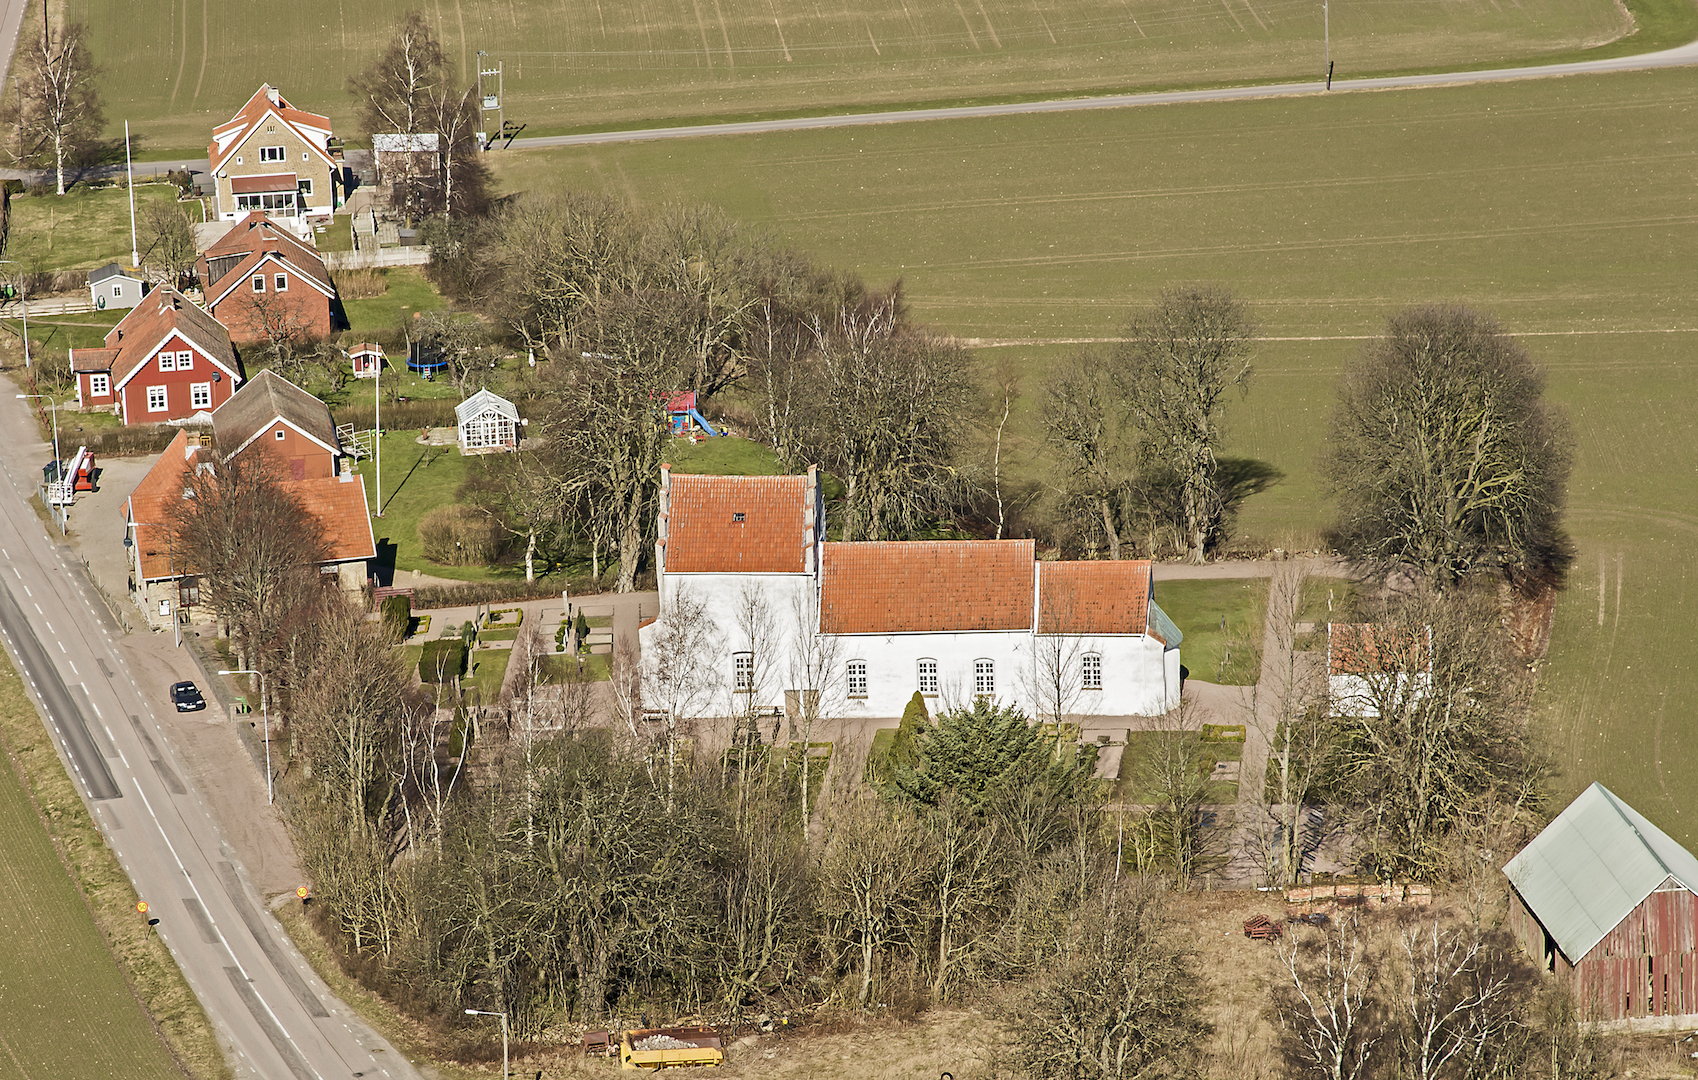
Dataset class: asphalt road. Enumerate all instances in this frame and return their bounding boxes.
[0,390,420,1080]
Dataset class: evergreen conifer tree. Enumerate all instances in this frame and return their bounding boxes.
[891,691,928,771]
[889,698,1096,813]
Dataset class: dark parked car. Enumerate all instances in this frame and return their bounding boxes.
[171,681,206,712]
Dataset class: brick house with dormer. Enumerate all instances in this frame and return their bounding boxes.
[71,287,242,424]
[210,85,340,228]
[197,212,336,344]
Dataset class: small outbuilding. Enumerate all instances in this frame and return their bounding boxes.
[456,388,519,453]
[350,342,384,378]
[88,264,146,310]
[1504,782,1698,1027]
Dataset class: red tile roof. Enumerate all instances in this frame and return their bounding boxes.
[127,430,203,580]
[820,540,1035,634]
[283,475,376,564]
[209,86,333,172]
[127,433,373,578]
[200,212,334,300]
[1036,561,1152,635]
[1327,623,1433,675]
[665,472,813,574]
[230,173,296,194]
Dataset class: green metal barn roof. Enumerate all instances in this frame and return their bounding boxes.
[1502,783,1698,963]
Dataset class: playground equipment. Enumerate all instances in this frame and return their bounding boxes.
[666,391,719,437]
[406,339,449,377]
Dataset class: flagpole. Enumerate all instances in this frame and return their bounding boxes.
[125,121,138,268]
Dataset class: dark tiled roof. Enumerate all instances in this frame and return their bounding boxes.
[820,540,1035,634]
[104,287,239,388]
[72,347,121,373]
[211,369,337,458]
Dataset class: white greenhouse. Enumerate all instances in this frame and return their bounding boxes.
[456,389,520,453]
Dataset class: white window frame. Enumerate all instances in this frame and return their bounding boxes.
[146,385,169,412]
[917,658,939,696]
[88,373,109,397]
[846,660,868,699]
[177,350,193,369]
[974,658,995,698]
[274,428,286,441]
[259,145,286,162]
[252,275,266,292]
[733,652,753,693]
[157,351,176,372]
[111,284,122,298]
[190,382,212,409]
[297,178,314,196]
[1082,652,1103,690]
[274,273,288,292]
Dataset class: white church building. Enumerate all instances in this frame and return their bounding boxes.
[640,467,1183,723]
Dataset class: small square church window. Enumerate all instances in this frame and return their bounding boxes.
[732,512,745,522]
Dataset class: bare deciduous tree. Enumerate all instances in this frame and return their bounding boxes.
[1323,304,1572,590]
[1394,920,1531,1080]
[1118,286,1255,564]
[1016,880,1211,1080]
[817,798,934,1006]
[1274,918,1383,1080]
[641,584,721,794]
[6,18,103,195]
[139,201,198,287]
[1043,346,1139,560]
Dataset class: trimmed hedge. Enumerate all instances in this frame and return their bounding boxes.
[418,640,466,683]
[381,595,411,640]
[411,580,565,610]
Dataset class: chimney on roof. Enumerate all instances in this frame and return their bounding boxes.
[116,328,123,341]
[173,297,181,310]
[265,85,280,106]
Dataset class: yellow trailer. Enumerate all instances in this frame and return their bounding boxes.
[619,1026,725,1070]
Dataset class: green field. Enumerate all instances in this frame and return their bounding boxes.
[0,657,199,1079]
[488,65,1698,844]
[4,184,183,273]
[76,0,1654,153]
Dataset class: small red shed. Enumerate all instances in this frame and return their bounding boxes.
[1504,783,1698,1026]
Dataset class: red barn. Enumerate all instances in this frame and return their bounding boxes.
[71,287,242,425]
[197,212,336,344]
[1504,783,1698,1027]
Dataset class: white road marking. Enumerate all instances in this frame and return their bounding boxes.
[32,603,39,613]
[20,584,28,596]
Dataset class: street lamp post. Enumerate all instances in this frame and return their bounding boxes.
[1,259,33,367]
[219,668,271,804]
[18,393,63,534]
[464,1009,509,1080]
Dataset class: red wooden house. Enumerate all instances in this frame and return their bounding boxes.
[71,287,242,425]
[197,212,336,344]
[1504,782,1698,1026]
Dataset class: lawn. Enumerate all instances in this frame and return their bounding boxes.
[1158,579,1266,686]
[484,66,1698,842]
[0,651,215,1080]
[462,646,513,703]
[4,184,183,274]
[665,435,784,475]
[339,267,447,339]
[76,0,1660,153]
[1117,730,1242,804]
[9,310,125,353]
[360,433,510,583]
[538,653,613,683]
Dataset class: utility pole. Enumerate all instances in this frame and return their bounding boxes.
[477,52,503,149]
[1324,0,1333,89]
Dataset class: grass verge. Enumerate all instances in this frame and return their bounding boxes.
[0,648,228,1079]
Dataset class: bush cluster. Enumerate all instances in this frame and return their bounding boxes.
[418,504,506,565]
